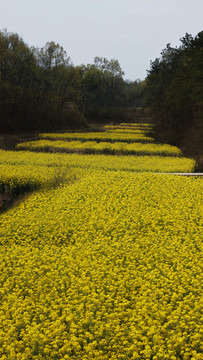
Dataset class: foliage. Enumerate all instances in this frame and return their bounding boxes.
[0,30,146,131]
[145,31,203,155]
[34,41,71,70]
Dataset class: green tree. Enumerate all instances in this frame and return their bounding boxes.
[145,31,203,156]
[35,41,71,70]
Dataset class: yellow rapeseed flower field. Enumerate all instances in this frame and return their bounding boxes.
[17,139,182,156]
[104,125,153,131]
[0,124,202,359]
[0,149,195,173]
[0,171,202,359]
[119,123,154,127]
[39,131,154,143]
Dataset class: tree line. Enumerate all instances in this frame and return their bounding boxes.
[1,28,202,164]
[0,29,145,131]
[145,31,203,159]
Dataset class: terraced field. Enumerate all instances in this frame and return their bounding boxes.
[38,131,154,143]
[0,124,202,360]
[17,139,182,156]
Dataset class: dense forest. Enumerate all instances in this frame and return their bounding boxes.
[0,29,145,131]
[146,31,203,163]
[0,29,202,166]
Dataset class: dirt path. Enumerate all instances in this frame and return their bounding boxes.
[159,173,203,176]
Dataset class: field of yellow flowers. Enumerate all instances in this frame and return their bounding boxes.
[16,123,182,156]
[17,139,182,156]
[39,131,154,143]
[0,124,202,359]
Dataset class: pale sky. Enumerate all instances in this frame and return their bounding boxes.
[0,0,202,80]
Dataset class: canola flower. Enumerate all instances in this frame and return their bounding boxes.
[119,123,154,127]
[0,162,78,197]
[104,125,153,132]
[17,139,182,156]
[0,171,202,359]
[39,131,154,143]
[0,124,201,359]
[0,149,195,173]
[106,129,149,133]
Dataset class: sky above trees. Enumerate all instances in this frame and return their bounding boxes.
[1,0,202,80]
